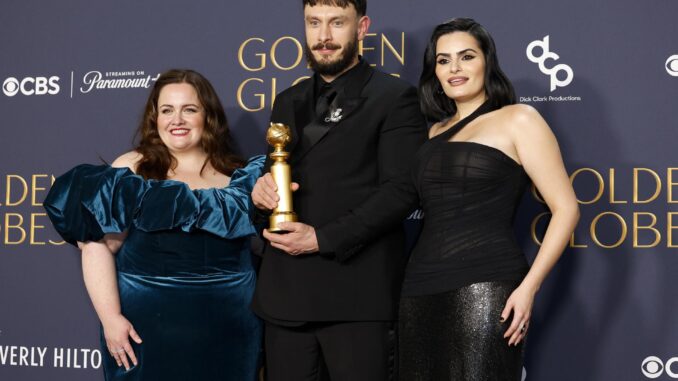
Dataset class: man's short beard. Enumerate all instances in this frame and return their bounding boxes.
[305,37,359,77]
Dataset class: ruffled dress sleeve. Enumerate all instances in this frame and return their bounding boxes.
[44,155,266,245]
[44,164,148,246]
[133,155,265,239]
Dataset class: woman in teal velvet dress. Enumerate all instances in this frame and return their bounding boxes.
[44,69,263,380]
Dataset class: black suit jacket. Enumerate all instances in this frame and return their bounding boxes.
[252,60,426,322]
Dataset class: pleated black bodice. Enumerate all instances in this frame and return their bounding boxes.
[401,103,531,296]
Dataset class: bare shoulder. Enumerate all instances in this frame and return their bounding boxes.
[497,104,551,137]
[500,103,544,123]
[111,151,143,172]
[495,104,561,159]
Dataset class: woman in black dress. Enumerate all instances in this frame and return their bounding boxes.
[398,18,579,380]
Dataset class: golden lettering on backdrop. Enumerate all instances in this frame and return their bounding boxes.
[530,167,677,249]
[271,37,304,70]
[1,174,65,246]
[589,212,627,249]
[5,175,29,206]
[634,168,662,203]
[668,168,678,203]
[634,212,661,248]
[668,212,678,247]
[238,38,267,72]
[360,32,405,67]
[236,32,406,112]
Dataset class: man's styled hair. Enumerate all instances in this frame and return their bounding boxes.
[303,0,366,16]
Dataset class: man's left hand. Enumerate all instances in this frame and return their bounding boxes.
[263,222,319,255]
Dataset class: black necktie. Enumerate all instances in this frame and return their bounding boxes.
[316,85,336,120]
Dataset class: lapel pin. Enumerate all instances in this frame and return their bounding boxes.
[325,108,343,123]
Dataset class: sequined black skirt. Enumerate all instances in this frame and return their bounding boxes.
[398,281,524,381]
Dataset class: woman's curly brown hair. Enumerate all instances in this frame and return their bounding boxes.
[134,69,244,180]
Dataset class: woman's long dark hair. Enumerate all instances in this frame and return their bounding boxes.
[134,69,244,180]
[419,18,516,122]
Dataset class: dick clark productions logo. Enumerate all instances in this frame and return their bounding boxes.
[526,36,573,92]
[643,356,678,379]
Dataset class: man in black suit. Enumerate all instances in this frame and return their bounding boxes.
[251,1,426,380]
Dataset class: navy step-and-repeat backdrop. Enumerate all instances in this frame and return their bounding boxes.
[1,1,677,380]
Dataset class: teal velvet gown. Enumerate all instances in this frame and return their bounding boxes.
[44,156,265,381]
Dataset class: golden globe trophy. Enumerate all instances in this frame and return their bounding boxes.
[266,122,298,232]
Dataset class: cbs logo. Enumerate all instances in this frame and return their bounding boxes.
[2,76,60,97]
[666,55,678,77]
[642,356,678,379]
[526,36,573,92]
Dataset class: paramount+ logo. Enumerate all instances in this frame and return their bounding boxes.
[2,76,60,97]
[642,356,678,379]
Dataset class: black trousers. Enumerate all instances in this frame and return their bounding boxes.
[264,321,396,381]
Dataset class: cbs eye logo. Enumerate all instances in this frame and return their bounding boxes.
[643,356,678,379]
[2,76,60,97]
[666,55,678,77]
[526,36,574,92]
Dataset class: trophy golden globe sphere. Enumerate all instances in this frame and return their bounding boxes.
[265,122,297,231]
[266,123,291,148]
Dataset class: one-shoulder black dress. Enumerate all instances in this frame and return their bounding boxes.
[399,102,530,381]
